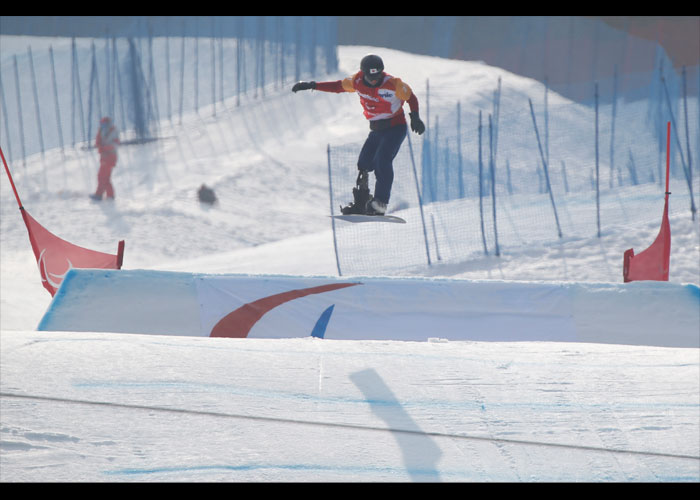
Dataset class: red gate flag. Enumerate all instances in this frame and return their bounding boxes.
[623,200,670,282]
[2,146,125,296]
[21,210,125,296]
[623,122,672,282]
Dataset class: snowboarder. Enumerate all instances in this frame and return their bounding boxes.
[292,54,425,215]
[90,117,120,201]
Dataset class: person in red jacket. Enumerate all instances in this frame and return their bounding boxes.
[90,116,120,201]
[293,54,425,215]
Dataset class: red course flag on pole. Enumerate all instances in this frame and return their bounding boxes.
[623,122,672,282]
[2,146,124,296]
[21,210,125,296]
[622,200,671,282]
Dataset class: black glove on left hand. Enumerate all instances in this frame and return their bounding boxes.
[292,81,316,93]
[409,112,425,135]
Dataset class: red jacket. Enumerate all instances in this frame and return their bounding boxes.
[96,123,120,158]
[316,71,419,127]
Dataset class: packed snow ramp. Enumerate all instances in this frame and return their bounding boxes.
[37,269,699,348]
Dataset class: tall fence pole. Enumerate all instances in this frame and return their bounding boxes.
[610,65,618,188]
[433,116,439,201]
[407,132,432,267]
[457,101,464,198]
[327,144,342,276]
[492,77,502,192]
[528,98,563,238]
[179,25,186,123]
[0,71,13,163]
[27,46,45,159]
[259,16,266,98]
[48,46,65,158]
[165,24,172,122]
[478,110,488,255]
[595,82,601,238]
[219,31,225,108]
[104,37,112,120]
[12,56,26,167]
[114,41,127,130]
[147,29,160,132]
[543,77,548,167]
[87,42,102,145]
[662,75,696,220]
[194,20,199,114]
[212,19,217,115]
[70,39,77,145]
[236,18,242,106]
[681,66,694,221]
[75,41,86,145]
[294,16,301,83]
[489,114,500,256]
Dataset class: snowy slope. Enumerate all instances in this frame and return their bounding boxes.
[2,330,698,482]
[2,44,698,330]
[1,41,698,482]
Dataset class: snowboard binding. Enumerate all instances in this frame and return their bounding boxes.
[340,170,371,215]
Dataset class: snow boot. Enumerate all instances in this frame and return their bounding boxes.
[341,170,371,215]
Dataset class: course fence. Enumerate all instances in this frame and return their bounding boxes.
[0,16,338,164]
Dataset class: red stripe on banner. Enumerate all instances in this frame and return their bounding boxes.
[210,283,360,338]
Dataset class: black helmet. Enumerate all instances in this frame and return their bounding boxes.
[360,54,384,79]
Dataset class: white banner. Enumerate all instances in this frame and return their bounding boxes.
[39,270,699,348]
[194,275,576,341]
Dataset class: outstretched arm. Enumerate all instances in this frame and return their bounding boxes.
[291,81,317,92]
[292,77,355,94]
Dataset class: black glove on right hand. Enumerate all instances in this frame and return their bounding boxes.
[409,112,425,135]
[292,81,316,93]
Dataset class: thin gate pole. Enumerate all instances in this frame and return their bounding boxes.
[327,144,342,276]
[407,132,432,266]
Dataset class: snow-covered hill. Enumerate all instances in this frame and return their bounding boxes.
[1,41,698,482]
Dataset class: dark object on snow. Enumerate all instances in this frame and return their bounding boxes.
[198,184,217,205]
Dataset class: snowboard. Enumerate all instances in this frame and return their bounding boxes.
[330,214,406,224]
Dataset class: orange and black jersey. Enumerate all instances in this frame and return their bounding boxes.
[315,71,419,127]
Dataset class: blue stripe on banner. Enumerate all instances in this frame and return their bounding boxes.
[310,305,335,339]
